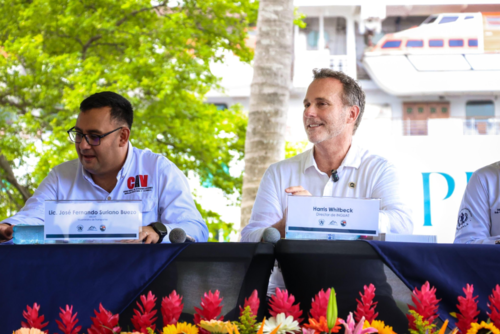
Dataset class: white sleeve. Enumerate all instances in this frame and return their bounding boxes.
[454,169,496,244]
[241,167,283,242]
[373,162,414,234]
[3,170,58,226]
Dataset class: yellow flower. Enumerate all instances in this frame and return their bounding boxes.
[199,320,232,334]
[364,320,397,334]
[121,332,142,334]
[13,329,43,334]
[226,323,241,334]
[163,322,199,334]
[466,322,500,334]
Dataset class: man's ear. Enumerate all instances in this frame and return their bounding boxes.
[348,105,360,125]
[119,127,130,147]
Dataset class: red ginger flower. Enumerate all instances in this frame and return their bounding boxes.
[194,290,224,324]
[131,291,158,333]
[407,281,441,332]
[88,303,121,334]
[354,284,379,323]
[162,290,184,325]
[488,285,500,329]
[55,305,82,334]
[456,284,480,334]
[268,288,304,323]
[239,290,260,317]
[310,288,330,321]
[22,303,48,333]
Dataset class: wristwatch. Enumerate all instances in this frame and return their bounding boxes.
[148,222,168,243]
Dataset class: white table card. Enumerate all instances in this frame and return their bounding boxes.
[44,200,142,241]
[286,196,380,239]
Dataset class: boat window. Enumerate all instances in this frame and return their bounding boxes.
[468,39,478,47]
[422,16,438,24]
[382,40,401,48]
[406,107,412,114]
[406,40,424,47]
[418,107,424,114]
[439,16,459,24]
[430,108,436,114]
[442,107,448,114]
[465,16,474,20]
[429,40,444,47]
[449,39,464,47]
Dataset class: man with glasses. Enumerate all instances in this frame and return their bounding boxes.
[0,91,208,243]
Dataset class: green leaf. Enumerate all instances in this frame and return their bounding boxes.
[326,287,337,333]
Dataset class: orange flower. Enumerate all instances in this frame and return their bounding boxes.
[13,329,43,334]
[303,316,341,334]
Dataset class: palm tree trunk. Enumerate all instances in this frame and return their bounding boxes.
[240,0,294,231]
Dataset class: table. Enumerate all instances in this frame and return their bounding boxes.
[0,243,275,333]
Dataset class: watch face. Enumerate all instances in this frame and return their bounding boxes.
[154,222,167,234]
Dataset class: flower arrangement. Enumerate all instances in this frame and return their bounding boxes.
[13,283,500,334]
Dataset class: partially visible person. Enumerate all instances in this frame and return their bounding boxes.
[0,92,208,243]
[455,162,500,244]
[241,68,413,294]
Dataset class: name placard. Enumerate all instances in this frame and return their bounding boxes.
[44,200,142,241]
[286,196,380,239]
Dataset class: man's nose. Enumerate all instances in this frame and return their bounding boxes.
[304,106,317,118]
[78,136,92,150]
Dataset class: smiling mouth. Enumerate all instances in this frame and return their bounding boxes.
[307,124,323,128]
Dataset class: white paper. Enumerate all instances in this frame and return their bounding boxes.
[286,196,380,239]
[44,200,142,241]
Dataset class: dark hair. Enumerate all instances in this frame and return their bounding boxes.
[80,91,134,130]
[312,68,366,134]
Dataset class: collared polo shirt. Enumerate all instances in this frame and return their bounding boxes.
[241,141,413,294]
[455,162,500,244]
[4,142,208,242]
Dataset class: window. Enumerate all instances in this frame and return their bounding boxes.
[430,107,436,113]
[439,16,458,24]
[468,39,478,47]
[465,16,474,20]
[466,101,495,118]
[449,39,464,47]
[422,16,438,25]
[429,40,444,47]
[213,103,228,111]
[406,107,412,114]
[382,40,401,48]
[406,40,424,47]
[441,107,448,113]
[418,107,424,113]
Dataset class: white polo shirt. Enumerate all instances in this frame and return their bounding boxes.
[240,142,413,294]
[454,162,500,245]
[4,142,208,242]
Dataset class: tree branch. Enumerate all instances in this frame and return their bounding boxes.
[81,35,103,60]
[115,1,169,27]
[0,154,31,202]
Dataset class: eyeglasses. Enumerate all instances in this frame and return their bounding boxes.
[67,127,123,146]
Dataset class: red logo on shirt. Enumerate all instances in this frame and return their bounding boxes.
[127,175,149,189]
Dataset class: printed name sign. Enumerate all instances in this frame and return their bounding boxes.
[286,196,380,239]
[44,200,142,241]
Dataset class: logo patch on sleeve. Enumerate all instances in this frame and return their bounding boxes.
[457,208,472,230]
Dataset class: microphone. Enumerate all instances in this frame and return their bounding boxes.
[331,169,339,182]
[262,227,281,244]
[168,228,195,243]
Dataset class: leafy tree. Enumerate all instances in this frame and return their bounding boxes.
[0,0,258,241]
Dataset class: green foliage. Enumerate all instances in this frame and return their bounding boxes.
[194,199,234,242]
[285,140,309,159]
[408,310,436,334]
[235,306,258,334]
[147,328,155,334]
[294,8,307,29]
[0,0,258,233]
